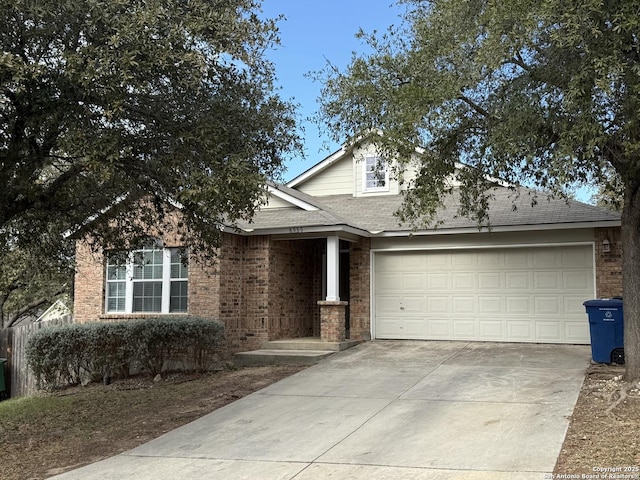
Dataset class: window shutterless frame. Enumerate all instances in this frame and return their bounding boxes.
[363,156,389,192]
[105,247,188,314]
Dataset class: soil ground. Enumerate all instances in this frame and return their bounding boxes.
[554,363,640,476]
[0,363,638,480]
[0,366,305,480]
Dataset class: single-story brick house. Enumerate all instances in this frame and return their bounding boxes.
[74,140,622,353]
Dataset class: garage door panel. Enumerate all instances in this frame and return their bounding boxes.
[534,296,562,315]
[564,321,590,343]
[536,321,562,341]
[426,254,449,268]
[505,272,530,289]
[533,271,560,290]
[506,321,533,340]
[452,297,475,314]
[376,317,403,338]
[478,297,502,314]
[376,295,400,314]
[402,296,427,313]
[374,245,594,344]
[376,273,403,292]
[426,319,450,337]
[480,320,506,339]
[505,251,530,267]
[477,251,501,267]
[453,319,476,338]
[564,295,589,315]
[427,296,449,314]
[478,272,503,290]
[401,273,426,292]
[562,247,591,265]
[505,296,531,315]
[452,252,477,267]
[532,249,558,267]
[452,272,475,290]
[427,273,450,290]
[563,271,592,290]
[403,317,427,337]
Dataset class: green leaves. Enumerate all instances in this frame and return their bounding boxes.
[1,0,300,262]
[317,0,639,225]
[25,317,226,389]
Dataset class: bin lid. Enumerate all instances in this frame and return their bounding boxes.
[583,299,623,308]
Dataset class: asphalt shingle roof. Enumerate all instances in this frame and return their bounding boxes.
[237,186,620,234]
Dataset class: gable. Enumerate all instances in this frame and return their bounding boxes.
[262,193,295,209]
[294,154,353,196]
[289,140,423,198]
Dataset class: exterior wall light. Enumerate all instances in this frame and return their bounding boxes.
[602,239,611,253]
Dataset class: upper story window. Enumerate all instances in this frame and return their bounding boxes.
[363,156,389,192]
[106,246,188,314]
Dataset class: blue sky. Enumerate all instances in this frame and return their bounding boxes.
[260,1,404,181]
[259,2,596,202]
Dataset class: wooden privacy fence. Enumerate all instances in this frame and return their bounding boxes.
[0,315,74,398]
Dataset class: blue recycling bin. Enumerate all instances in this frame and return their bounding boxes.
[583,299,624,364]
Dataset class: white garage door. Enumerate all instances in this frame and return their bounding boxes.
[374,246,594,344]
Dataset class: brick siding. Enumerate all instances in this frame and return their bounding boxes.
[318,301,348,342]
[348,237,371,340]
[268,239,319,340]
[74,241,106,323]
[75,232,327,354]
[594,227,623,298]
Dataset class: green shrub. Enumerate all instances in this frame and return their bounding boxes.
[26,317,225,390]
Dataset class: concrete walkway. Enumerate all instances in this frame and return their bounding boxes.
[52,341,590,480]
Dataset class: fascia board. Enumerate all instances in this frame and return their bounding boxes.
[224,224,369,238]
[367,220,622,238]
[266,185,319,211]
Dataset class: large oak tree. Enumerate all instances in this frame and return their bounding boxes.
[318,0,640,380]
[1,0,299,319]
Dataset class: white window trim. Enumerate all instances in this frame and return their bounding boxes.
[106,247,187,314]
[363,156,389,193]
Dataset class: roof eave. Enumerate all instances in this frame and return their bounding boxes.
[224,223,370,240]
[368,220,622,237]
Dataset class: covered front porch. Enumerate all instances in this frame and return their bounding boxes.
[232,233,370,365]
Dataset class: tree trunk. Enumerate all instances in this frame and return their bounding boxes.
[622,181,640,382]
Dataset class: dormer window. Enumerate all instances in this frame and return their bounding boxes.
[363,156,389,192]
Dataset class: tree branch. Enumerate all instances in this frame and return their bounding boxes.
[5,286,67,328]
[457,94,492,118]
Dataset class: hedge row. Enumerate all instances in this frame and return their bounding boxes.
[26,317,225,390]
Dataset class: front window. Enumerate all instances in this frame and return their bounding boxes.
[363,156,389,192]
[106,247,188,314]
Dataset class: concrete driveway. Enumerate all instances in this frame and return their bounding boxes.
[52,341,590,480]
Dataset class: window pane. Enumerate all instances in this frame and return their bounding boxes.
[365,156,386,189]
[170,281,188,312]
[106,282,126,312]
[107,265,126,280]
[170,249,188,279]
[132,281,162,312]
[133,249,163,280]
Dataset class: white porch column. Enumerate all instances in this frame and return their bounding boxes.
[326,236,340,301]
